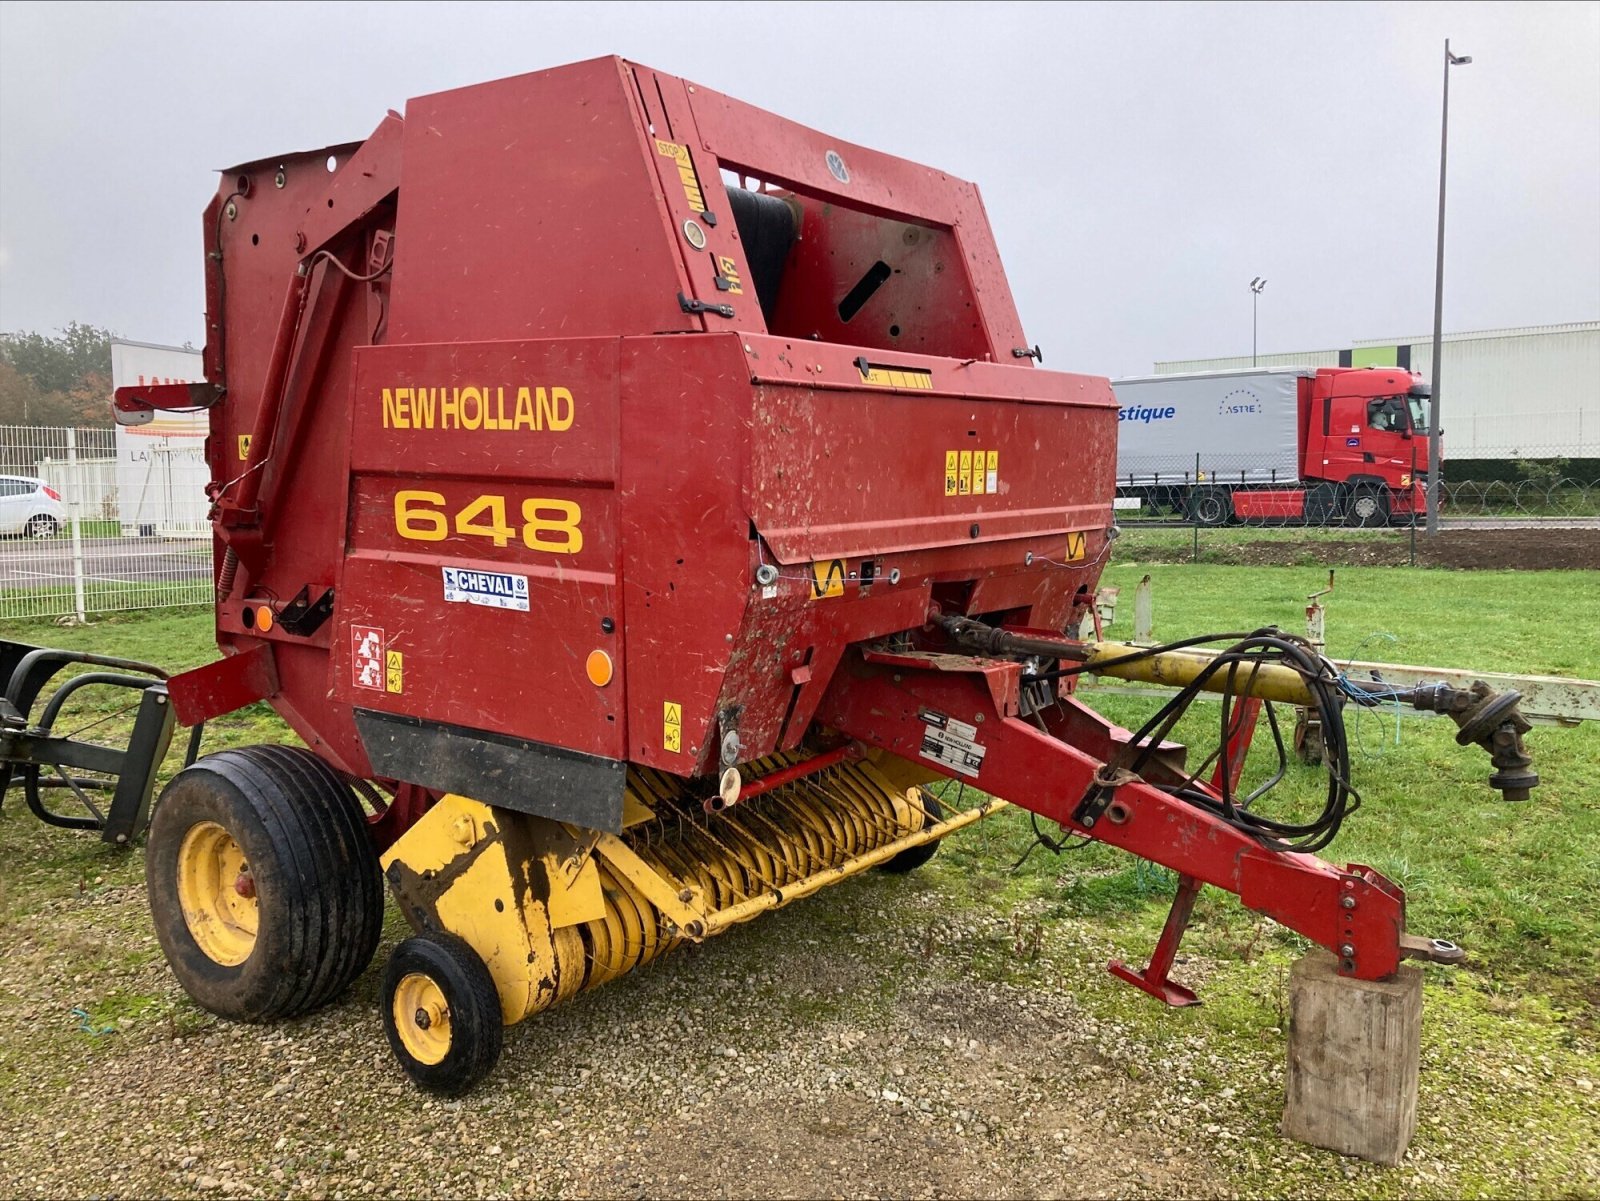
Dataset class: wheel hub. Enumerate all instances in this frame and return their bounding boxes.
[393,973,451,1065]
[175,820,260,967]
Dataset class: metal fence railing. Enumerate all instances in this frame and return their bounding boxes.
[1111,449,1599,565]
[1115,473,1599,527]
[0,425,212,621]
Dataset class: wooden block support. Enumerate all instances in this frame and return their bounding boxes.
[1282,950,1422,1166]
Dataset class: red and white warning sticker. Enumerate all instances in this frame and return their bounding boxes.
[352,625,386,691]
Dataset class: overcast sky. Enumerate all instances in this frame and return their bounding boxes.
[1,0,1596,377]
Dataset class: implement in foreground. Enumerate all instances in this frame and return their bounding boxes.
[10,57,1540,1161]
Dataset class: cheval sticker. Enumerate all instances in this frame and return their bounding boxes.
[442,567,531,612]
[918,708,986,779]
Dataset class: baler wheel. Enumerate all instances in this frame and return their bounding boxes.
[879,789,944,874]
[381,932,503,1095]
[146,746,384,1022]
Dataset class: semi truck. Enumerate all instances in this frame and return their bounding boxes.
[1112,366,1432,526]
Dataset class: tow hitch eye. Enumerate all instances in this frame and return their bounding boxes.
[1400,934,1466,965]
[1411,682,1538,802]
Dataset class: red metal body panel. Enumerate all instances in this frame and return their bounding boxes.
[1231,489,1306,520]
[334,337,623,760]
[386,60,696,345]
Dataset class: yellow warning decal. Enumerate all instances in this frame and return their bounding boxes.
[1065,531,1088,561]
[943,448,1001,495]
[716,255,744,296]
[810,559,846,600]
[238,434,252,460]
[663,701,683,753]
[860,366,934,390]
[385,650,403,693]
[655,140,706,212]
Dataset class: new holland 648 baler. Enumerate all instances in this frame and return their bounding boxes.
[27,57,1534,1109]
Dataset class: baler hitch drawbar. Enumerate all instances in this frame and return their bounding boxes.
[813,614,1517,1000]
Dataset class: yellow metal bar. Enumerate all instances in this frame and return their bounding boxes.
[700,797,1008,934]
[1082,641,1317,706]
[592,832,708,935]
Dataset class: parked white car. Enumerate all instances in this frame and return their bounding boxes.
[0,475,65,538]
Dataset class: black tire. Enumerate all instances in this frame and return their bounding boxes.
[880,789,944,874]
[25,514,59,539]
[146,745,384,1023]
[382,932,503,1095]
[1187,487,1232,527]
[1343,484,1389,528]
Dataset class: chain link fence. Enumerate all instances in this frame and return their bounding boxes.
[1112,449,1599,567]
[0,425,212,621]
[1114,467,1598,526]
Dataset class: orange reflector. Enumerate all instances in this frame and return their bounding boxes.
[255,606,274,633]
[586,649,613,687]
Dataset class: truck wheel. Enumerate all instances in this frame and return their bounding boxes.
[880,789,944,874]
[146,745,384,1022]
[1188,487,1232,527]
[1343,485,1389,528]
[382,931,504,1095]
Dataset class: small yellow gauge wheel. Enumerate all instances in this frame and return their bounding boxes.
[147,746,384,1022]
[382,932,502,1095]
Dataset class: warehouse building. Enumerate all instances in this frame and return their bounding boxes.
[1155,320,1599,464]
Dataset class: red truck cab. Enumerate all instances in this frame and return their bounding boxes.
[1231,366,1432,526]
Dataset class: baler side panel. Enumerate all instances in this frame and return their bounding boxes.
[723,355,1114,751]
[334,338,624,762]
[386,58,696,346]
[617,335,754,775]
[205,148,393,774]
[747,375,1115,566]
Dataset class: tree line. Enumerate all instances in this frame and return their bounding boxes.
[0,323,118,428]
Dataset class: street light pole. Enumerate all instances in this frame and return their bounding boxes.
[1250,277,1266,366]
[1427,38,1472,536]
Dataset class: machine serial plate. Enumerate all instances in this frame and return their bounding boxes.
[918,708,986,778]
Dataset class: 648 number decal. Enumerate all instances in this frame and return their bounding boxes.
[394,490,583,554]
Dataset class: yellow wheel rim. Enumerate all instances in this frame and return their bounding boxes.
[393,972,452,1065]
[176,820,259,967]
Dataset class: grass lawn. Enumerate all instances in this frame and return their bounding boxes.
[0,563,1596,1197]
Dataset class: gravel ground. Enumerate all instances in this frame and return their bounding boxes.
[1,820,1596,1199]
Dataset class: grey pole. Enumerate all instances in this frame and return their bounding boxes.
[1250,277,1266,366]
[1428,39,1471,536]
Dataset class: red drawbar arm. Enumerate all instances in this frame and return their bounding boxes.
[817,649,1419,982]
